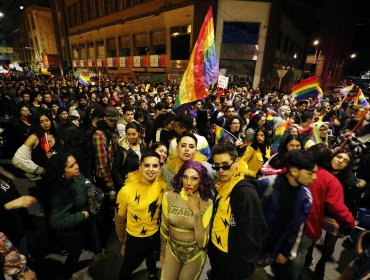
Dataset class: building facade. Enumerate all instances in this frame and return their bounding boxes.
[52,0,309,89]
[8,6,59,70]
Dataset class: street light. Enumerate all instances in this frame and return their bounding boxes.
[0,12,4,17]
[350,53,357,59]
[313,39,320,63]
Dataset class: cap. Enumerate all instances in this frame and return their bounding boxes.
[272,99,281,105]
[105,107,120,120]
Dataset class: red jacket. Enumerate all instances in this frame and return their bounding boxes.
[304,167,355,241]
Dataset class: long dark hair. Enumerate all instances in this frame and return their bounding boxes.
[43,152,76,195]
[251,128,271,161]
[172,161,212,200]
[330,149,354,177]
[30,113,57,138]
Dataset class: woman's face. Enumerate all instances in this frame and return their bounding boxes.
[64,156,80,179]
[230,118,241,133]
[290,127,298,135]
[126,128,139,145]
[20,106,30,118]
[40,115,51,131]
[285,108,291,116]
[182,168,201,195]
[155,145,168,164]
[71,118,80,127]
[256,131,265,144]
[258,116,266,127]
[59,111,68,120]
[331,153,350,171]
[286,139,301,152]
[177,136,197,162]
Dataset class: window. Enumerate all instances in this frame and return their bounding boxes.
[106,38,117,57]
[67,5,75,27]
[79,1,87,23]
[133,32,147,55]
[95,40,105,58]
[119,35,130,56]
[73,3,81,25]
[96,0,104,17]
[150,29,166,55]
[87,42,94,58]
[79,44,87,58]
[72,45,79,59]
[86,0,96,20]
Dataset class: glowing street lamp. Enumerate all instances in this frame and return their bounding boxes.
[0,12,4,17]
[350,53,357,59]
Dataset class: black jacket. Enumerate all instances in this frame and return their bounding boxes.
[211,179,267,279]
[112,142,147,191]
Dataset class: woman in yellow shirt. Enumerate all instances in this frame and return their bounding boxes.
[242,128,271,178]
[160,161,213,280]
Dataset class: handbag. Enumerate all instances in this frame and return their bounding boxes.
[87,184,104,215]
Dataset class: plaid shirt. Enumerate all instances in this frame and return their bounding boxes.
[93,129,119,184]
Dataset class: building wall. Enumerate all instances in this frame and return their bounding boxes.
[8,6,58,68]
[67,5,194,77]
[216,0,271,88]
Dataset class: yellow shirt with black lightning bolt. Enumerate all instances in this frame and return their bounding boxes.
[211,160,248,253]
[116,170,167,237]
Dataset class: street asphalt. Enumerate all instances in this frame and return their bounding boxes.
[1,159,356,280]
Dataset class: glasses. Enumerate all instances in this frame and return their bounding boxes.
[211,159,236,171]
[182,175,200,183]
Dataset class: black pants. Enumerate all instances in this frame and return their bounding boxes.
[58,220,101,277]
[119,232,159,280]
[207,241,229,280]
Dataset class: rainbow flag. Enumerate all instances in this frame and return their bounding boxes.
[339,84,354,96]
[272,119,292,152]
[214,124,234,144]
[291,76,321,100]
[79,72,90,86]
[174,6,219,108]
[354,89,369,107]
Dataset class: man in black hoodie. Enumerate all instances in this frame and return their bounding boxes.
[208,143,266,280]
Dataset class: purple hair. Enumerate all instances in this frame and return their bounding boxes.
[172,161,212,200]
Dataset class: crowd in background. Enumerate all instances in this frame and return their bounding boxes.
[0,73,370,280]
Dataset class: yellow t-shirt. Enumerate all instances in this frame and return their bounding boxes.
[116,170,167,237]
[211,161,247,253]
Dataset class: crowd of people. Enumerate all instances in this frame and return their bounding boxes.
[0,73,370,280]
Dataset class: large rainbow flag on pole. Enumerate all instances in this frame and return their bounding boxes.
[291,76,321,100]
[354,89,369,107]
[174,6,219,108]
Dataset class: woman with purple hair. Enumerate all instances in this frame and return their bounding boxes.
[160,161,213,279]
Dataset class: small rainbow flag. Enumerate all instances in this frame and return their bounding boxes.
[354,89,369,107]
[174,6,219,108]
[291,76,321,100]
[214,124,234,144]
[79,72,90,86]
[339,84,354,96]
[272,119,292,152]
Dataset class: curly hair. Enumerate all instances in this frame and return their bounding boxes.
[172,161,212,200]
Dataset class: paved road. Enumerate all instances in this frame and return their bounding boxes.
[1,160,356,280]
